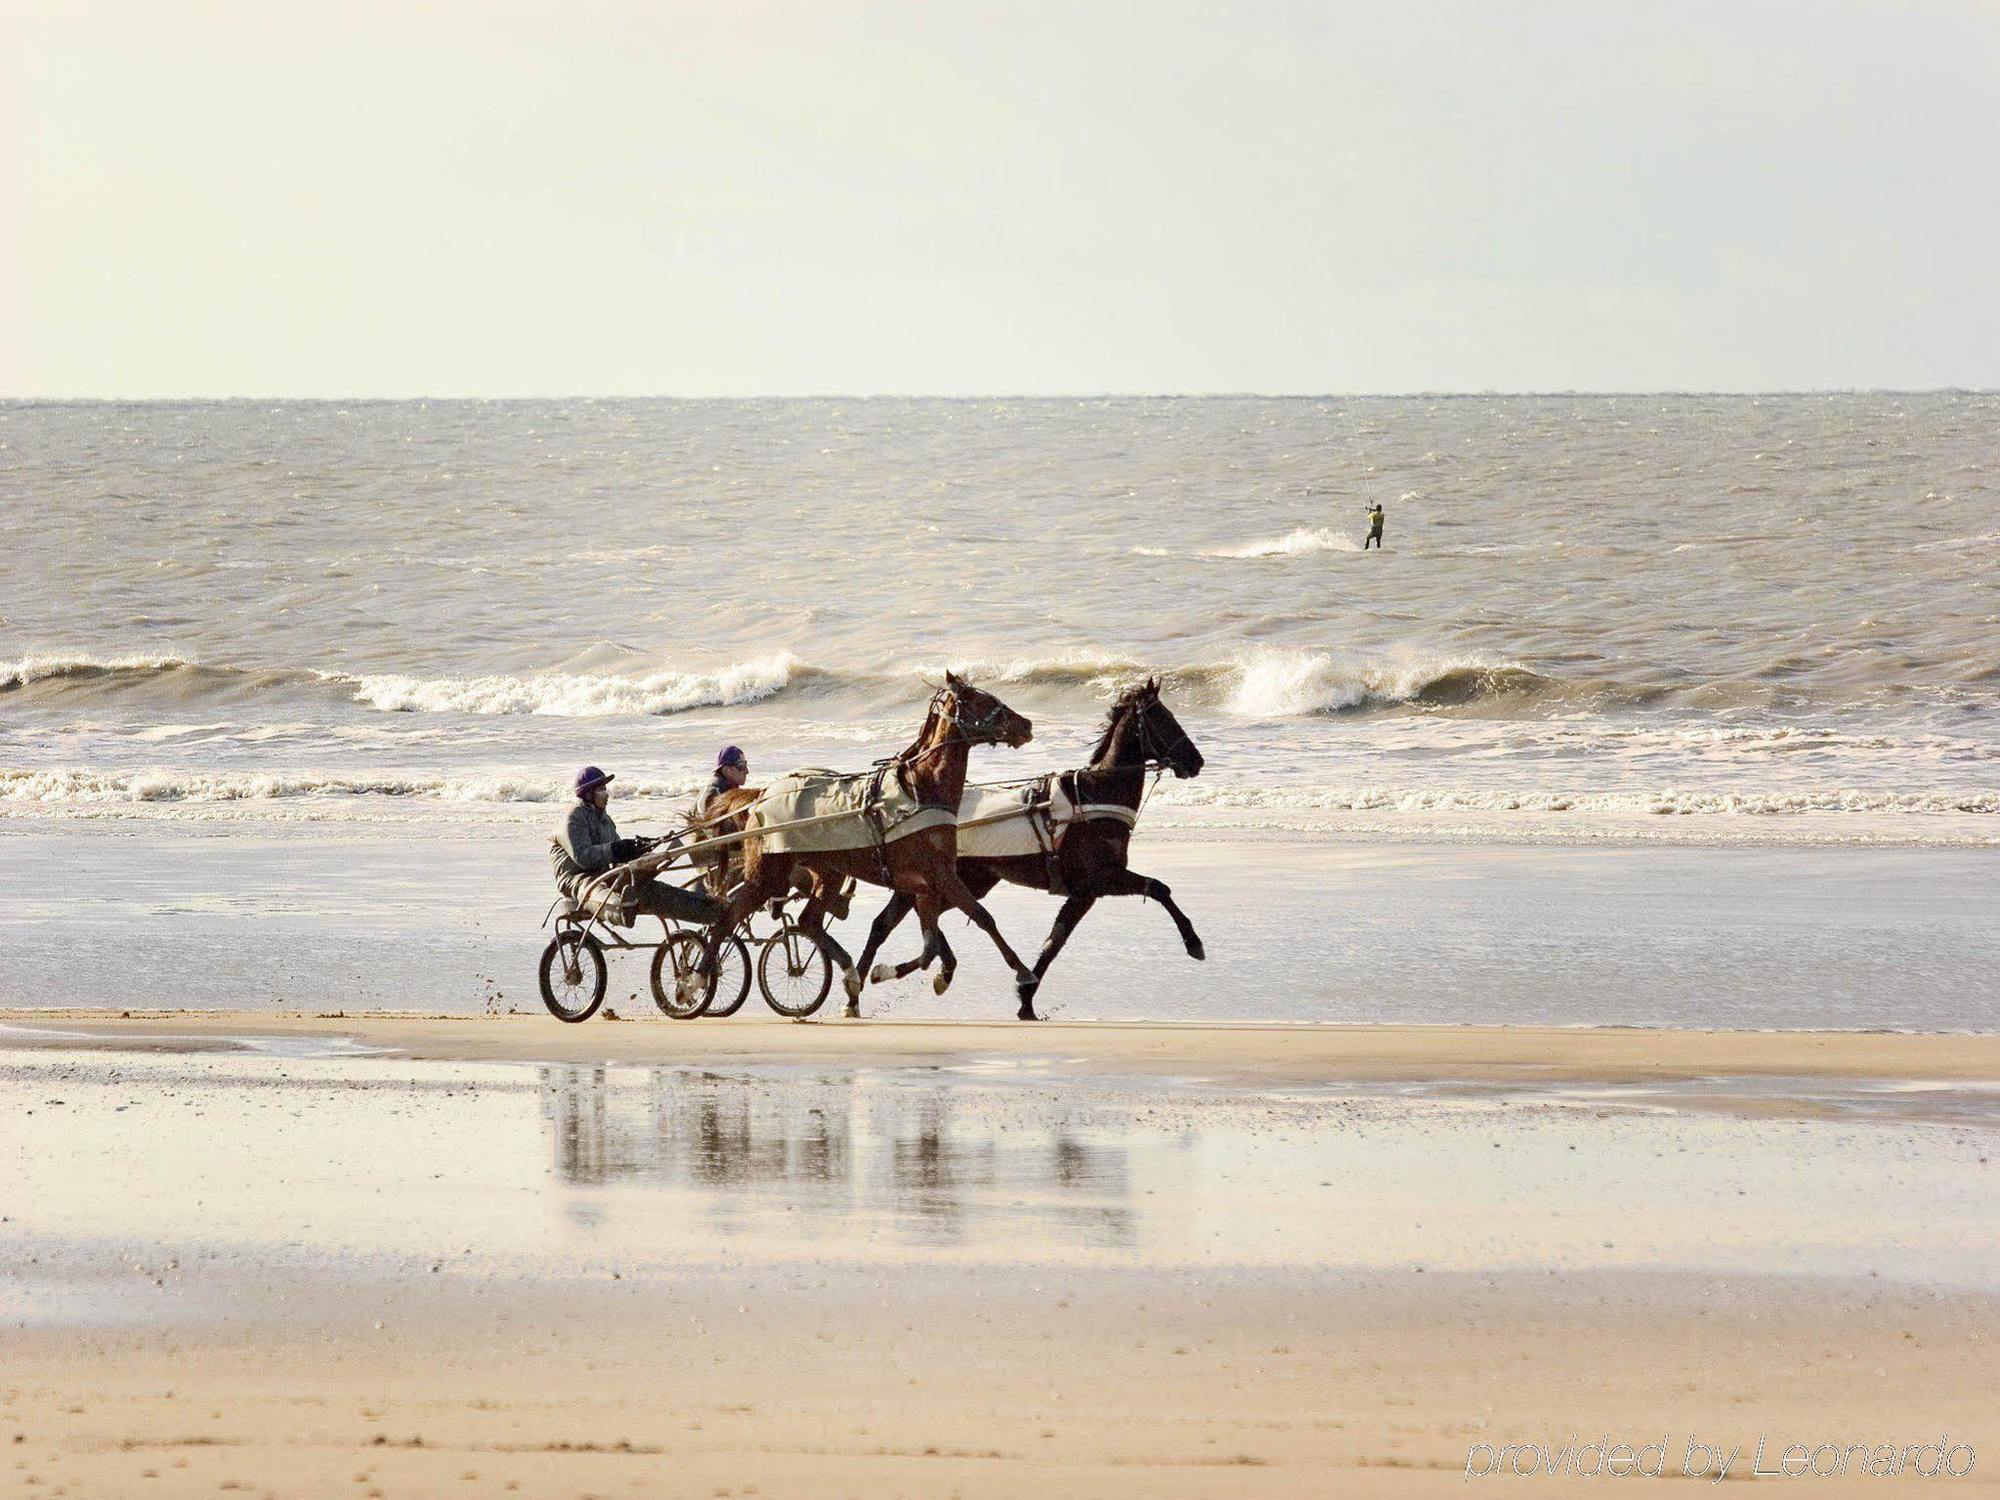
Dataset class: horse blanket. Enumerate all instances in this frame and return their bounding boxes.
[743,767,955,854]
[954,776,1139,860]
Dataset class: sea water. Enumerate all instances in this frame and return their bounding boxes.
[3,396,1996,1021]
[5,395,1995,835]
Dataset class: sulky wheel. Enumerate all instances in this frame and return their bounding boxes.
[698,933,755,1018]
[651,931,714,1020]
[539,930,607,1023]
[758,924,834,1018]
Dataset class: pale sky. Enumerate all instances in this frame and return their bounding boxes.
[5,0,1998,397]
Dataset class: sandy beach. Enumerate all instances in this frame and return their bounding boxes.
[5,1015,1996,1497]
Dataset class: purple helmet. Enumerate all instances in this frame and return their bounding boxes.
[573,765,614,797]
[717,745,747,769]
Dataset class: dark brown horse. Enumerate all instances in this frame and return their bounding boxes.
[851,679,1205,1018]
[693,672,1043,1016]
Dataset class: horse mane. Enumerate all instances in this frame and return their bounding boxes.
[888,692,948,793]
[1088,682,1151,762]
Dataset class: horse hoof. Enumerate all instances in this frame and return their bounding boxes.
[843,969,864,1001]
[1017,1005,1040,1021]
[933,969,953,995]
[1187,940,1206,962]
[843,1001,861,1020]
[869,963,895,985]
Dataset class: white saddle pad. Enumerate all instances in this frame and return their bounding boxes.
[953,779,1140,861]
[745,767,955,854]
[955,782,1055,860]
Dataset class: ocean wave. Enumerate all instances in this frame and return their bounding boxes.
[348,652,809,716]
[1153,783,2000,817]
[1179,650,1551,717]
[1,650,818,719]
[1,654,349,708]
[0,644,1565,721]
[2,653,204,690]
[944,650,1158,694]
[928,648,1552,717]
[0,768,705,804]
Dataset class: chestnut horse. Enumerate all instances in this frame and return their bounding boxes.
[692,672,1044,1016]
[849,679,1206,1017]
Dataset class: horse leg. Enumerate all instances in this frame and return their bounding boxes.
[931,868,1041,1019]
[1032,893,1099,985]
[859,892,918,989]
[791,895,860,1012]
[925,923,959,995]
[1101,868,1206,961]
[690,863,787,1007]
[883,866,991,984]
[905,890,954,1000]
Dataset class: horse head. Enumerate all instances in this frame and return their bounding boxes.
[938,670,1033,749]
[1126,677,1204,779]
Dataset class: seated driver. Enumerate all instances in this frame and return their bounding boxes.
[553,765,728,928]
[695,744,750,819]
[690,746,752,896]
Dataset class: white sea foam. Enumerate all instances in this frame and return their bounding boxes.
[15,758,1991,822]
[1130,526,1364,560]
[348,652,806,717]
[1152,781,2000,818]
[1210,526,1362,559]
[0,767,707,804]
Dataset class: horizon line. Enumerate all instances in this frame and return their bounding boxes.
[5,387,1997,404]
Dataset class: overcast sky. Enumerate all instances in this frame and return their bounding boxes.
[5,1,1998,397]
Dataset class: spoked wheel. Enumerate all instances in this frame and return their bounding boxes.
[698,933,754,1018]
[758,924,834,1018]
[651,932,714,1020]
[539,929,607,1023]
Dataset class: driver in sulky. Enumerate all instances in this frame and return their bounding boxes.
[552,765,729,927]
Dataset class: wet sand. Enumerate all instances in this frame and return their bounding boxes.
[7,1008,2000,1087]
[4,1019,1998,1496]
[10,820,2000,1030]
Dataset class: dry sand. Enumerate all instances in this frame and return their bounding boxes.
[4,1015,1996,1498]
[8,1270,1995,1499]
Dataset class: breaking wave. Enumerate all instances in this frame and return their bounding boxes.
[349,652,811,716]
[3,653,205,690]
[1,646,1570,720]
[1,650,821,718]
[1201,652,1551,717]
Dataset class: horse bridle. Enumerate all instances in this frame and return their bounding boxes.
[893,684,1023,768]
[1131,695,1195,772]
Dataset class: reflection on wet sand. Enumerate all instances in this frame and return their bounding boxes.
[539,1064,1136,1250]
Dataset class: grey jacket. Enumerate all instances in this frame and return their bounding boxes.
[551,801,622,891]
